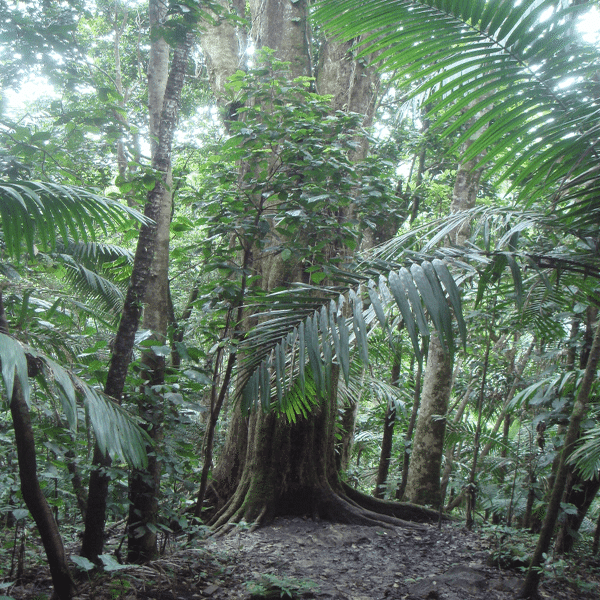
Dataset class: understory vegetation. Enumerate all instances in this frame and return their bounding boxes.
[2,1,600,599]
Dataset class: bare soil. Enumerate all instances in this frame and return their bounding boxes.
[6,518,600,600]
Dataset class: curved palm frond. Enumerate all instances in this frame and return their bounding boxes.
[571,418,600,480]
[59,255,126,315]
[0,180,149,258]
[0,332,149,467]
[314,0,600,227]
[239,258,465,415]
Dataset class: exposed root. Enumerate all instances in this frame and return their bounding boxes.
[341,481,445,523]
[319,486,428,530]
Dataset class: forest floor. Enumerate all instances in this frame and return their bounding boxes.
[5,517,600,600]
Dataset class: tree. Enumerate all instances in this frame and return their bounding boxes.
[194,0,451,529]
[81,0,195,563]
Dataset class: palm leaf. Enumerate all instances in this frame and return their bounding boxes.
[0,181,148,258]
[314,0,600,227]
[239,258,464,415]
[0,333,149,467]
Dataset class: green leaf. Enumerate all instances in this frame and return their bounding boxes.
[71,555,96,572]
[99,554,130,571]
[0,333,30,406]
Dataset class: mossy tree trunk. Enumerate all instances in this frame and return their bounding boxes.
[196,0,441,529]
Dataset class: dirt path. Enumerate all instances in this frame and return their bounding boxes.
[7,517,599,599]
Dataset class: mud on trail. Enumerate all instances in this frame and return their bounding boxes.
[7,517,600,600]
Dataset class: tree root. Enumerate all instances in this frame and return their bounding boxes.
[209,477,436,536]
[341,481,447,523]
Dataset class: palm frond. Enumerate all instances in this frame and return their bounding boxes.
[59,255,126,315]
[314,0,600,226]
[0,333,149,467]
[571,423,600,481]
[0,181,148,258]
[239,258,464,415]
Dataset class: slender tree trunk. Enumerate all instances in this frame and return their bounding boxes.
[397,356,422,500]
[81,13,193,562]
[554,471,600,554]
[404,114,487,507]
[1,293,75,600]
[127,0,178,561]
[521,318,600,599]
[374,352,401,498]
[465,326,492,529]
[592,510,600,555]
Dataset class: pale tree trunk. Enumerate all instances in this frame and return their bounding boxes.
[81,3,193,561]
[113,2,142,206]
[404,124,487,506]
[404,334,453,506]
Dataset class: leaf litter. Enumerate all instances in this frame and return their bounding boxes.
[4,517,599,600]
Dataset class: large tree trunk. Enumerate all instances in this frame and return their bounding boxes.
[81,10,192,562]
[196,0,437,530]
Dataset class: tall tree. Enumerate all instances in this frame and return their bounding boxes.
[404,116,487,506]
[81,0,194,562]
[195,0,440,529]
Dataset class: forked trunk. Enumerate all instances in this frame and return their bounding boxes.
[82,10,192,562]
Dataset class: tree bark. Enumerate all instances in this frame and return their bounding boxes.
[81,13,193,562]
[404,334,452,506]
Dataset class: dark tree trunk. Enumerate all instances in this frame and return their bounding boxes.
[81,23,193,562]
[554,470,600,554]
[374,401,396,498]
[210,368,433,532]
[374,354,401,498]
[127,9,193,562]
[10,382,76,600]
[397,356,422,501]
[1,293,75,600]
